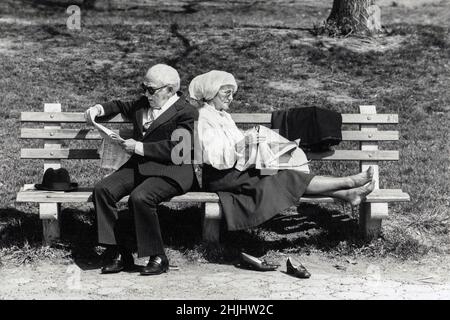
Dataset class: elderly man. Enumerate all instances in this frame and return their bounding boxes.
[85,64,198,276]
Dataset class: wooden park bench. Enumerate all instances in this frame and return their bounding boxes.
[16,103,410,245]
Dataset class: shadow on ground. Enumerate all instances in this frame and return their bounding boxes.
[67,205,362,264]
[0,208,42,246]
[0,201,367,268]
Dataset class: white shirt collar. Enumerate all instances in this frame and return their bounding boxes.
[147,94,180,121]
[158,94,180,113]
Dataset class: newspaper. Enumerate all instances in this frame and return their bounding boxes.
[93,119,132,170]
[251,126,310,174]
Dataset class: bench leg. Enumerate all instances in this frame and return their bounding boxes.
[359,202,388,240]
[40,103,63,246]
[358,105,387,240]
[202,202,222,243]
[39,203,61,245]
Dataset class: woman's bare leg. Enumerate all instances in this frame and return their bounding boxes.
[318,180,376,206]
[305,176,353,194]
[305,166,374,194]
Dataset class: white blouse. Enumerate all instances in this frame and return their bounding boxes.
[196,103,251,171]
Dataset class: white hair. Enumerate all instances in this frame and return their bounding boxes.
[145,64,180,92]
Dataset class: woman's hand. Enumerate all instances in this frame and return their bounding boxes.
[110,133,124,142]
[247,133,266,145]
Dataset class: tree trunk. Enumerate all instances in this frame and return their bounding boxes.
[326,0,381,36]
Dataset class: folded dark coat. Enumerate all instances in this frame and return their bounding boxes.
[271,107,342,152]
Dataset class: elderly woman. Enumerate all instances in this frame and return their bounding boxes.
[189,70,375,232]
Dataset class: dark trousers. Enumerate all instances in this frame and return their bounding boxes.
[92,162,182,258]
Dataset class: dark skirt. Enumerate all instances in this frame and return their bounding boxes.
[203,165,315,231]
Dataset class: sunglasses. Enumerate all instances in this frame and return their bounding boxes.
[219,89,235,98]
[141,83,168,95]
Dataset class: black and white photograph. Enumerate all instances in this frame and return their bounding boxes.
[0,0,449,304]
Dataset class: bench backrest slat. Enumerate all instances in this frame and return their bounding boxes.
[20,148,399,161]
[20,128,400,141]
[21,112,399,124]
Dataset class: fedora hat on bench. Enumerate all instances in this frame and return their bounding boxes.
[35,168,78,191]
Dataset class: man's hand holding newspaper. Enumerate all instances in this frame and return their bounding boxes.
[85,105,132,170]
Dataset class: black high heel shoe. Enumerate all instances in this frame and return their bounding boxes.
[286,257,311,279]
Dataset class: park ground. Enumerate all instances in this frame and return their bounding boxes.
[0,0,449,299]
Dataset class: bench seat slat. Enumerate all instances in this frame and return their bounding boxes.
[16,187,410,204]
[16,189,220,203]
[21,128,399,141]
[20,148,399,161]
[21,112,399,124]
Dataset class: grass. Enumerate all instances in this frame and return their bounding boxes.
[0,0,449,265]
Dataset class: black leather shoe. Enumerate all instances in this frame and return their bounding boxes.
[140,255,169,276]
[101,249,135,274]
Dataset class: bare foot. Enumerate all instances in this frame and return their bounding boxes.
[348,167,374,188]
[346,179,376,207]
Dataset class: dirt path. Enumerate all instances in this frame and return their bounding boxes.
[1,253,449,300]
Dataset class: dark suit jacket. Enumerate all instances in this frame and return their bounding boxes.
[99,93,199,192]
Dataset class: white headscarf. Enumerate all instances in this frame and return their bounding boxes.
[189,70,238,103]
